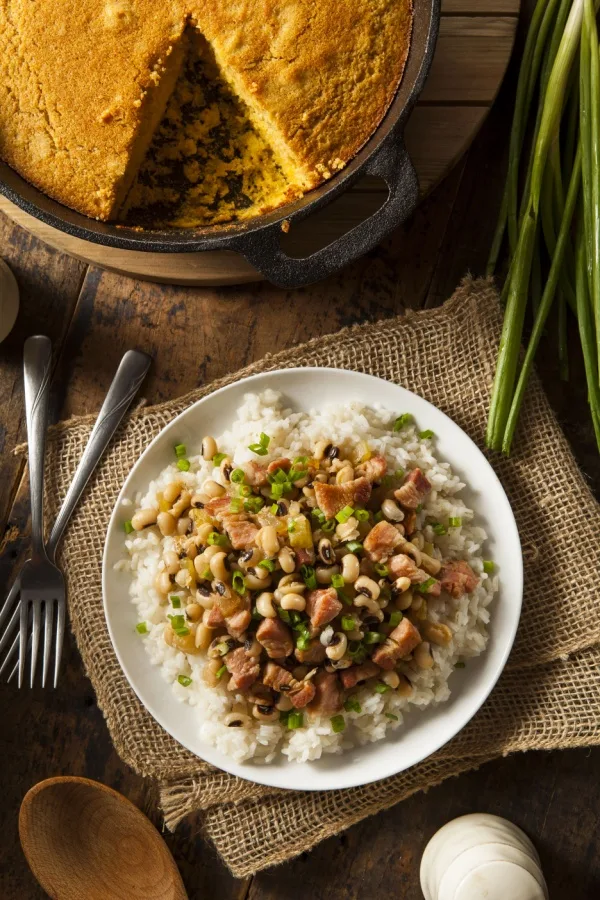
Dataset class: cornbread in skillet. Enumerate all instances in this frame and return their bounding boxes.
[0,0,413,226]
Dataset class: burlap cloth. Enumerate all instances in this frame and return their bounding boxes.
[35,277,600,877]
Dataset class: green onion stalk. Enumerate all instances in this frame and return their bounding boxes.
[486,0,600,454]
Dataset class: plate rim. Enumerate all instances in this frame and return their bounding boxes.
[102,366,523,791]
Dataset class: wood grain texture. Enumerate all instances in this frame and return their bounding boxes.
[19,778,187,900]
[2,1,600,897]
[0,6,517,287]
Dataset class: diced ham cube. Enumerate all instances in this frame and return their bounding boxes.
[225,647,260,691]
[305,587,343,628]
[206,605,225,629]
[372,618,421,670]
[262,662,316,708]
[364,520,403,562]
[242,461,269,486]
[295,547,316,566]
[226,608,251,640]
[314,477,372,519]
[357,455,388,483]
[294,639,327,664]
[439,559,479,599]
[205,495,259,550]
[340,660,381,689]
[394,468,431,510]
[389,554,441,595]
[256,617,294,659]
[308,671,344,715]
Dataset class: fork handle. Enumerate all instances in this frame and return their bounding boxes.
[23,336,53,559]
[48,350,152,554]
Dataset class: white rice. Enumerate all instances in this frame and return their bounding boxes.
[118,390,498,764]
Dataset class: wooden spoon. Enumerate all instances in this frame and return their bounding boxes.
[19,777,188,900]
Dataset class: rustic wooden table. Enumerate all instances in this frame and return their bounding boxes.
[2,32,600,900]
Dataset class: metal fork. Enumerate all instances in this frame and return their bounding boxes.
[1,346,151,687]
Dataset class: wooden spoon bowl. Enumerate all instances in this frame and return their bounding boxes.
[19,777,188,900]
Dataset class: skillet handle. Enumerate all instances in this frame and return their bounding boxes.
[231,136,419,289]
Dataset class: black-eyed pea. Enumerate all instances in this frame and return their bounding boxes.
[163,550,180,575]
[176,516,192,536]
[209,551,230,582]
[131,508,157,531]
[397,673,414,697]
[201,435,217,460]
[382,671,400,689]
[163,481,183,505]
[155,571,172,595]
[170,490,192,519]
[423,621,452,646]
[157,511,176,536]
[202,479,225,499]
[194,623,213,651]
[414,641,434,668]
[278,546,296,574]
[186,602,203,621]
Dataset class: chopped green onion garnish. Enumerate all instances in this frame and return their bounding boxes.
[483,560,495,574]
[232,572,246,594]
[294,456,308,465]
[170,595,181,608]
[300,565,317,590]
[213,452,227,465]
[389,611,403,627]
[168,614,189,636]
[393,413,413,431]
[237,484,252,498]
[354,508,369,522]
[124,520,134,534]
[416,577,436,594]
[177,674,192,687]
[207,532,228,547]
[385,713,399,721]
[201,567,212,580]
[135,622,148,634]
[244,496,264,513]
[248,443,268,455]
[331,573,345,589]
[311,508,326,524]
[330,714,346,734]
[374,563,389,577]
[374,681,391,693]
[374,510,383,523]
[270,483,285,500]
[345,540,363,554]
[344,697,362,714]
[251,606,261,620]
[216,664,227,679]
[363,631,385,645]
[419,429,434,439]
[448,516,462,527]
[288,466,308,483]
[341,615,356,631]
[432,523,447,536]
[347,641,367,664]
[177,458,191,472]
[395,468,405,479]
[258,558,276,572]
[287,711,303,730]
[322,518,336,533]
[270,503,279,514]
[296,632,311,650]
[337,589,352,606]
[335,505,354,524]
[248,433,271,455]
[230,468,245,483]
[174,443,187,458]
[455,661,466,669]
[288,519,297,533]
[277,608,292,624]
[229,498,244,513]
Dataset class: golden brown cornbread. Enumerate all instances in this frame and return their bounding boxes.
[0,0,413,223]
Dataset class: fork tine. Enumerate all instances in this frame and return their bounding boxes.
[0,580,19,632]
[54,599,65,688]
[0,631,19,678]
[18,600,29,688]
[42,599,54,688]
[0,604,20,656]
[6,633,32,684]
[30,601,41,687]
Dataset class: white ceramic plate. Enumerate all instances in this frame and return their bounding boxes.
[102,368,522,792]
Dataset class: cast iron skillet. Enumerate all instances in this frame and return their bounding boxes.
[0,1,440,289]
